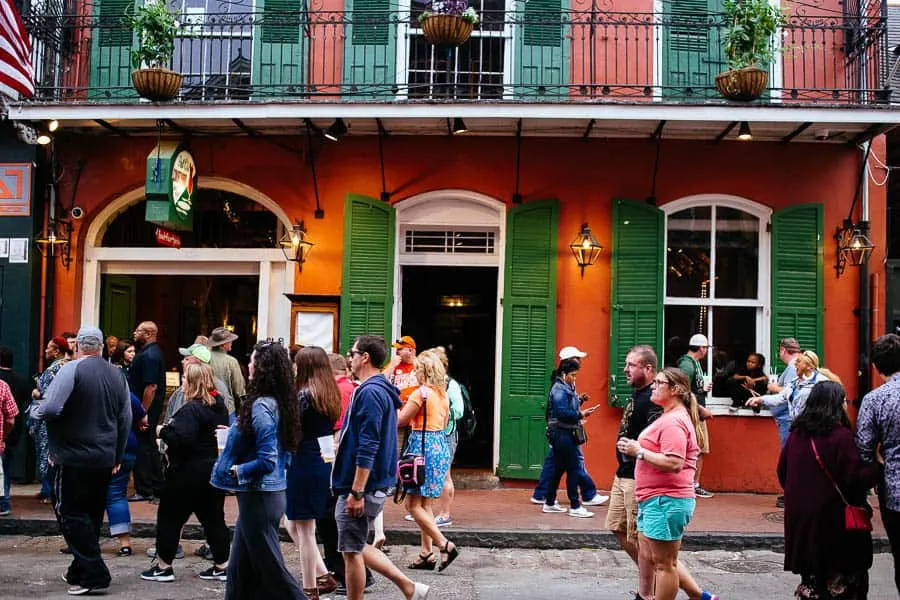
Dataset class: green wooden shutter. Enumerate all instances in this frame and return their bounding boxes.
[498,200,559,479]
[89,0,137,100]
[609,199,664,408]
[342,0,397,99]
[771,203,824,362]
[514,0,568,99]
[251,0,309,97]
[339,194,396,354]
[662,0,726,98]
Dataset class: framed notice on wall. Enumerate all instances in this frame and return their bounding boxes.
[291,301,339,353]
[0,164,31,216]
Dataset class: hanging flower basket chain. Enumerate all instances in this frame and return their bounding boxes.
[418,0,480,46]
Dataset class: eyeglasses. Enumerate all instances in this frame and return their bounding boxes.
[651,379,670,386]
[347,349,363,358]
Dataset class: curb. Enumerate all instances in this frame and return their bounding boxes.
[0,518,891,552]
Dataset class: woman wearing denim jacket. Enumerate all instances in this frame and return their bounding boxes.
[542,358,599,518]
[210,341,304,599]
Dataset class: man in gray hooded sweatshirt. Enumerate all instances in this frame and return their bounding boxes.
[35,325,131,596]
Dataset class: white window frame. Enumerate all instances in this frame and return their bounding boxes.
[662,194,773,416]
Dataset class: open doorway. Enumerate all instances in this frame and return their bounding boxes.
[400,266,498,468]
[99,274,259,372]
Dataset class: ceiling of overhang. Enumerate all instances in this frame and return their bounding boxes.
[44,117,890,144]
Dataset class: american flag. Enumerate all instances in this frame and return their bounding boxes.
[0,0,33,99]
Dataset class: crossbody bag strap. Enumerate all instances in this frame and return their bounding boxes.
[419,385,428,456]
[810,437,850,506]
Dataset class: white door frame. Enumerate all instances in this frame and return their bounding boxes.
[82,176,296,342]
[393,189,506,472]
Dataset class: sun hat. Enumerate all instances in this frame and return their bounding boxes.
[208,327,238,348]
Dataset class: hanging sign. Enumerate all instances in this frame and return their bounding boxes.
[155,227,182,248]
[144,142,196,231]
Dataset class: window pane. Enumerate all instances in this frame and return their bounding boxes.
[666,207,711,298]
[709,306,759,398]
[715,207,759,299]
[663,305,708,368]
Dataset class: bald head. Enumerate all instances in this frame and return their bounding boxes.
[134,321,158,349]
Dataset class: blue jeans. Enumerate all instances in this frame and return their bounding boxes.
[545,429,582,509]
[0,448,12,512]
[770,403,792,447]
[106,453,135,537]
[533,445,597,501]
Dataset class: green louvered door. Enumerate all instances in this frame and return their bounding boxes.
[498,200,559,479]
[514,0,568,98]
[89,0,137,99]
[662,0,725,98]
[342,0,396,99]
[339,194,396,354]
[771,203,824,362]
[252,0,308,98]
[608,199,664,407]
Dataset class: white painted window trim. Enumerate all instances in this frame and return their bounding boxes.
[662,194,773,417]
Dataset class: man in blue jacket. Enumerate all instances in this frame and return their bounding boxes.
[333,335,430,600]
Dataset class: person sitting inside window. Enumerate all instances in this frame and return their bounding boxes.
[729,353,769,410]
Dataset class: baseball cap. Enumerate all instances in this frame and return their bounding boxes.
[559,346,587,360]
[76,326,104,346]
[392,336,416,349]
[179,343,212,364]
[688,333,710,347]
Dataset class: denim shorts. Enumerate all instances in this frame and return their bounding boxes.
[335,490,388,553]
[637,496,696,541]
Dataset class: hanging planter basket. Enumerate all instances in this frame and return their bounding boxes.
[421,14,474,47]
[131,67,183,101]
[715,67,769,101]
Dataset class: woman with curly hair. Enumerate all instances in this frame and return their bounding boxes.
[211,341,303,599]
[27,336,69,503]
[398,350,460,572]
[284,346,342,599]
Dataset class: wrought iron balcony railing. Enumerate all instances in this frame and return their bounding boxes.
[22,7,888,105]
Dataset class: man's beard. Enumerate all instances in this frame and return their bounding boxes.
[134,338,147,350]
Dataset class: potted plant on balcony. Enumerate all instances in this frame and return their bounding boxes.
[418,0,480,47]
[126,2,182,101]
[715,0,786,101]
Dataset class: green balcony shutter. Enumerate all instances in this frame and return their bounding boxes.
[771,203,824,362]
[339,194,395,355]
[514,0,568,99]
[251,0,308,97]
[662,0,726,98]
[498,200,559,479]
[609,199,664,407]
[89,0,137,99]
[342,0,396,99]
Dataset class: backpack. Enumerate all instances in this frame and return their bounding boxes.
[456,381,477,441]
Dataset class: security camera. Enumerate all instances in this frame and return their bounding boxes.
[70,206,85,220]
[815,129,830,141]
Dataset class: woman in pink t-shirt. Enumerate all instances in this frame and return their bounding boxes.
[617,367,717,600]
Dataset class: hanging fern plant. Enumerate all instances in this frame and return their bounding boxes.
[722,0,786,71]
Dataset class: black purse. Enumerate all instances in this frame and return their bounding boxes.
[395,386,428,503]
[573,423,588,445]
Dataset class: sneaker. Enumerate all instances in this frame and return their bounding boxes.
[334,576,375,596]
[694,485,714,499]
[529,496,544,505]
[0,509,10,516]
[700,591,719,600]
[568,506,595,518]
[776,495,785,509]
[198,566,227,581]
[66,585,96,595]
[411,582,430,600]
[128,493,152,502]
[542,503,566,513]
[146,545,184,559]
[435,515,452,527]
[582,494,609,506]
[141,564,175,582]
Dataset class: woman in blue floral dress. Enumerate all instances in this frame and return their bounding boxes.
[397,350,459,572]
[27,337,69,502]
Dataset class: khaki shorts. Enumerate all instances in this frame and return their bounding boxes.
[605,476,638,542]
[697,420,710,454]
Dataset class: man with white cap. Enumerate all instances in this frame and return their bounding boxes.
[207,327,245,412]
[530,346,608,508]
[676,334,715,499]
[34,326,131,595]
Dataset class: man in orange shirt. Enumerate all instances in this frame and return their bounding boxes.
[383,336,419,404]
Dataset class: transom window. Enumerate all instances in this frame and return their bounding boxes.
[662,199,771,403]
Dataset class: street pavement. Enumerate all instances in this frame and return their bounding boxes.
[0,535,897,599]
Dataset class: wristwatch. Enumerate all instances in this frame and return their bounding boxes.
[636,450,646,461]
[350,489,366,500]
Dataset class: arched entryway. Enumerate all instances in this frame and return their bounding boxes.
[82,177,295,367]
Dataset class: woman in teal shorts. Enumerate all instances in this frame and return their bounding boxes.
[617,367,718,600]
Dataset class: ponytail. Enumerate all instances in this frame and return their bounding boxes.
[659,367,707,450]
[687,393,707,450]
[551,357,581,382]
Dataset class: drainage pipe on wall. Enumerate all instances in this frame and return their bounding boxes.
[858,141,872,404]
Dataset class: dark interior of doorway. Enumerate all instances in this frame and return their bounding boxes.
[99,274,259,372]
[401,266,497,469]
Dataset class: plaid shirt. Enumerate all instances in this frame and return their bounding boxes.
[0,379,19,453]
[857,373,900,511]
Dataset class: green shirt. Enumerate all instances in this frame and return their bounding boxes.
[676,354,707,407]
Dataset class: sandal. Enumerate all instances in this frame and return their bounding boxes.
[407,552,437,570]
[437,541,459,572]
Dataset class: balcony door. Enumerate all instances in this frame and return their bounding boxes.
[661,0,726,98]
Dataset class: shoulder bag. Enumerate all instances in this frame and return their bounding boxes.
[395,386,428,502]
[810,438,873,532]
